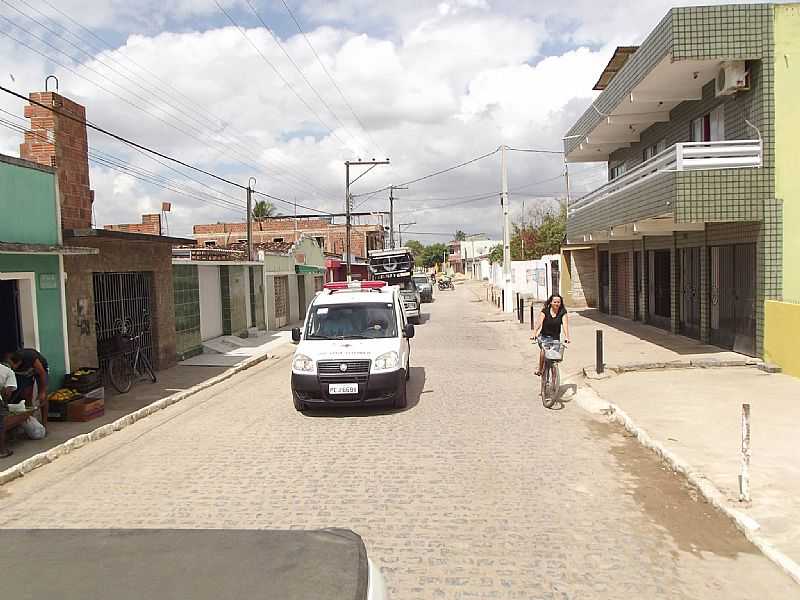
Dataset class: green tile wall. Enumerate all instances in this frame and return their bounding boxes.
[173,264,202,361]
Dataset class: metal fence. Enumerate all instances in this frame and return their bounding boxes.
[93,272,155,370]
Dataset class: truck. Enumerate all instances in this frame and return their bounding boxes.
[367,248,421,324]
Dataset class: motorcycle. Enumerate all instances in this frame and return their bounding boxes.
[438,278,454,291]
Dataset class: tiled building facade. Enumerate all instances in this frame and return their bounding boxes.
[562,4,799,361]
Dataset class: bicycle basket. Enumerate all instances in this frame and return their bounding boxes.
[543,341,564,361]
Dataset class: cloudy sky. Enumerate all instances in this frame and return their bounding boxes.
[0,0,762,242]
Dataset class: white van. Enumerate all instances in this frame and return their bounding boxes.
[290,281,415,411]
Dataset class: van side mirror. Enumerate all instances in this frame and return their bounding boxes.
[404,323,415,339]
[291,327,302,343]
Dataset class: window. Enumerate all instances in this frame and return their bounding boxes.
[609,162,627,180]
[643,139,666,161]
[204,240,216,247]
[314,236,325,250]
[273,237,284,243]
[691,106,725,142]
[305,302,398,339]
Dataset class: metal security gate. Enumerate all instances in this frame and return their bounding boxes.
[633,251,642,320]
[648,250,672,330]
[599,251,610,313]
[93,272,155,371]
[297,275,306,320]
[611,253,631,318]
[274,275,289,328]
[710,244,756,355]
[680,247,701,339]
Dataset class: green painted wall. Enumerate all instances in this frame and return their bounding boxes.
[0,160,59,245]
[173,264,202,360]
[775,5,800,301]
[0,254,66,391]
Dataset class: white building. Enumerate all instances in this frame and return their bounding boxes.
[461,235,501,279]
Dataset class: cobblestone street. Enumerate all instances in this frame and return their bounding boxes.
[1,283,797,599]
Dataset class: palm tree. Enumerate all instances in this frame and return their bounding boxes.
[252,200,277,230]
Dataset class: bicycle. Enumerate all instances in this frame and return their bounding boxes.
[108,332,157,393]
[535,337,567,409]
[106,312,157,394]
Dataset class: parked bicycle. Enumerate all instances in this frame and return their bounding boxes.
[106,312,157,394]
[535,337,566,408]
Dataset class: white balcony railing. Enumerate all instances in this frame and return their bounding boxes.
[570,140,762,214]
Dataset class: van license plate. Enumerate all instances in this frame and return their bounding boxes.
[329,383,358,395]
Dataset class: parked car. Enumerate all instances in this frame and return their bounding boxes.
[291,280,415,411]
[412,274,433,303]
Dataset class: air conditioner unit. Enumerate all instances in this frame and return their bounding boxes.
[715,61,748,96]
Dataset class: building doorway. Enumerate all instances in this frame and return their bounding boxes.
[633,251,642,321]
[0,279,22,352]
[274,276,289,328]
[611,253,631,318]
[648,250,672,329]
[710,244,756,356]
[297,275,306,320]
[680,247,701,339]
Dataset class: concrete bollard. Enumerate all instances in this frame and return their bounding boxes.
[739,403,751,502]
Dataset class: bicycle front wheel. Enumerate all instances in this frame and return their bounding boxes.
[109,355,133,394]
[541,363,555,409]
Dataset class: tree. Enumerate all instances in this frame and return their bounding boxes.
[533,203,567,257]
[405,239,425,265]
[252,200,277,230]
[454,230,467,241]
[420,243,449,268]
[488,244,503,264]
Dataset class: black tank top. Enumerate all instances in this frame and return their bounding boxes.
[540,308,565,338]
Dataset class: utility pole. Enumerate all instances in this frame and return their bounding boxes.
[501,145,511,312]
[389,185,408,249]
[247,177,256,261]
[397,221,416,247]
[345,159,390,280]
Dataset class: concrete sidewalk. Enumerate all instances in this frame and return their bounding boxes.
[473,281,800,581]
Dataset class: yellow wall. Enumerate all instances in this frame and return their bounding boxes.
[764,301,800,377]
[560,251,573,305]
[775,5,800,300]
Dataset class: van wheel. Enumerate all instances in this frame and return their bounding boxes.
[293,395,306,412]
[394,377,408,409]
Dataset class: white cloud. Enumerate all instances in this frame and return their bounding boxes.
[4,0,733,240]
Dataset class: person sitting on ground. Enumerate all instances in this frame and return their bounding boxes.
[530,294,571,377]
[0,361,18,458]
[4,349,49,426]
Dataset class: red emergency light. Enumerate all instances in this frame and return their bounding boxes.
[323,280,387,291]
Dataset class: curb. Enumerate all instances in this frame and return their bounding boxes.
[578,383,800,586]
[0,347,290,488]
[583,357,763,379]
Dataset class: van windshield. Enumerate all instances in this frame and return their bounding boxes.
[305,302,398,340]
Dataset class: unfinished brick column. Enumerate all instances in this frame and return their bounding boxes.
[20,91,94,230]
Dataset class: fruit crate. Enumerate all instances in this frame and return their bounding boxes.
[48,397,81,422]
[66,397,105,422]
[64,368,101,393]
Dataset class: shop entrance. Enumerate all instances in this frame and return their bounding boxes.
[611,252,631,318]
[633,251,642,320]
[297,275,307,320]
[680,247,702,339]
[648,250,672,330]
[710,244,756,356]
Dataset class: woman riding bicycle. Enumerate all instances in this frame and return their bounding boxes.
[531,294,571,377]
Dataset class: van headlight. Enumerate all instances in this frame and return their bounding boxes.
[292,354,315,373]
[372,351,399,372]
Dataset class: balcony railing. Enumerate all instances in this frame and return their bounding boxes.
[570,140,762,214]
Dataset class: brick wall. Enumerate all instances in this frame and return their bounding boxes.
[105,214,162,235]
[62,236,177,370]
[20,92,94,230]
[194,221,384,257]
[569,249,597,308]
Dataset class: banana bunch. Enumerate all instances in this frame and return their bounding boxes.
[48,388,81,403]
[73,369,95,376]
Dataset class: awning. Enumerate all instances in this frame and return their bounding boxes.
[295,265,325,274]
[0,241,98,255]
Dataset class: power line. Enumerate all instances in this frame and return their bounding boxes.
[352,147,500,206]
[244,0,368,156]
[5,0,340,200]
[279,0,387,158]
[214,0,349,149]
[0,84,335,216]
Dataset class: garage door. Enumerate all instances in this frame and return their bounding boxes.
[199,266,223,341]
